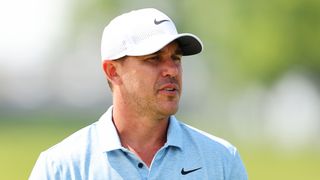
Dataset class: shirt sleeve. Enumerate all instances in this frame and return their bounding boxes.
[228,151,248,180]
[29,152,60,180]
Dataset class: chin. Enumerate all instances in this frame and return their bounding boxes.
[159,104,179,116]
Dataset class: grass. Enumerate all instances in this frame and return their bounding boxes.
[0,115,93,180]
[0,115,319,179]
[240,144,320,180]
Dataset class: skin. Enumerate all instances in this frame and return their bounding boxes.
[102,41,183,167]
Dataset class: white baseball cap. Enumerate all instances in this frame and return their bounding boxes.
[101,8,203,61]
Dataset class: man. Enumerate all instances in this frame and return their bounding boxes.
[30,8,247,179]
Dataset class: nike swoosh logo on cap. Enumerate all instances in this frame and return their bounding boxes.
[154,18,169,25]
[181,167,202,175]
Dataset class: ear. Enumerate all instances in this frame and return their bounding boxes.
[102,60,121,85]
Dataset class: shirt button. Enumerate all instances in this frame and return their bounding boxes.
[138,162,144,168]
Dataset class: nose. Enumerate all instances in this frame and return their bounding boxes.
[161,58,180,78]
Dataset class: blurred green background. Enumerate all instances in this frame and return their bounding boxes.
[1,0,320,179]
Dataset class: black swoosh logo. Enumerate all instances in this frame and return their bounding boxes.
[154,19,169,25]
[181,167,202,175]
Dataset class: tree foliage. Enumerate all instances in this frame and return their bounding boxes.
[182,0,320,86]
[68,0,320,88]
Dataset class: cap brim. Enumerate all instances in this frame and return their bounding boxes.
[126,33,203,57]
[175,33,203,56]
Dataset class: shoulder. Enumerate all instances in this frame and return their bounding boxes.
[43,122,98,162]
[29,122,99,179]
[178,120,238,156]
[37,107,115,165]
[176,120,247,178]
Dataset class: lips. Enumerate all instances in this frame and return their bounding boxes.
[158,83,180,95]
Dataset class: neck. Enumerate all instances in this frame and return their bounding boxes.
[112,101,169,167]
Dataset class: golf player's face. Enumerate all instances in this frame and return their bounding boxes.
[119,42,182,118]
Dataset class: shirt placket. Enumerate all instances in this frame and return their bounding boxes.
[148,146,169,179]
[121,148,149,180]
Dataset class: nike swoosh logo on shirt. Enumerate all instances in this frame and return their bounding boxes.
[181,167,202,175]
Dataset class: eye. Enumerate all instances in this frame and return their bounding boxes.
[146,55,160,62]
[172,55,182,64]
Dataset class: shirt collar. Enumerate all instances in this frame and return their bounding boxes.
[97,106,123,152]
[96,106,184,152]
[165,115,183,150]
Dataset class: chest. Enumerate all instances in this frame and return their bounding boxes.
[99,148,226,180]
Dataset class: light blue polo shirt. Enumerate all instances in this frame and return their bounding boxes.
[29,106,247,180]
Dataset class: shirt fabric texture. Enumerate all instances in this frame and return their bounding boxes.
[29,106,248,180]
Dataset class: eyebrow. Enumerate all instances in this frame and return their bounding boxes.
[153,48,183,56]
[175,48,183,56]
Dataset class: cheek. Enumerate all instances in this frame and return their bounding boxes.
[123,70,155,90]
[178,68,183,84]
[123,71,138,88]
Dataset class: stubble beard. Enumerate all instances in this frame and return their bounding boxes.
[125,90,180,120]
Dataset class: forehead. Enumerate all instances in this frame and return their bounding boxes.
[119,41,182,62]
[154,41,182,55]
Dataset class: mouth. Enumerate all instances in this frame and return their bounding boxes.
[164,87,176,91]
[158,83,180,96]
